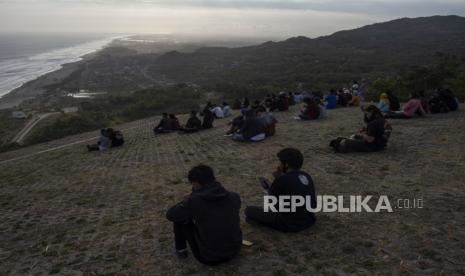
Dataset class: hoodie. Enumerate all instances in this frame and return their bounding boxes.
[166,182,242,262]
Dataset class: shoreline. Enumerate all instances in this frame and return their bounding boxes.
[0,38,120,110]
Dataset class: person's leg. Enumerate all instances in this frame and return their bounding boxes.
[232,133,246,141]
[173,222,188,252]
[87,144,100,151]
[174,222,228,265]
[245,206,283,231]
[384,111,408,119]
[339,139,376,153]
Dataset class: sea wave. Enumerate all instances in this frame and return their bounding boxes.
[0,37,119,98]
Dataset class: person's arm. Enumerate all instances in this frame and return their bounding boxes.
[155,119,163,129]
[363,122,378,143]
[268,177,283,196]
[166,197,193,223]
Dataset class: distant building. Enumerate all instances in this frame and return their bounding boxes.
[11,111,27,119]
[61,106,79,113]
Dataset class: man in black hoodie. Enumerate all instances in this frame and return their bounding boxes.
[154,113,173,134]
[166,165,242,265]
[179,111,202,133]
[245,148,316,232]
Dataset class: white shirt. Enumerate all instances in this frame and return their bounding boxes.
[211,106,224,118]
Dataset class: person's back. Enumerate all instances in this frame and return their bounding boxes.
[186,116,202,130]
[403,98,425,117]
[300,101,320,120]
[325,94,337,109]
[387,92,400,111]
[161,117,173,130]
[277,96,289,111]
[241,116,265,140]
[365,117,388,150]
[166,165,242,265]
[212,106,224,119]
[377,94,390,113]
[223,105,231,117]
[202,109,215,129]
[110,130,124,147]
[259,112,277,137]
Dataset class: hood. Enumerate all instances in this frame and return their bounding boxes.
[192,182,229,202]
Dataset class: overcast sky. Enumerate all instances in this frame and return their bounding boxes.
[1,0,464,38]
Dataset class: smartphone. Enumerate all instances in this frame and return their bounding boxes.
[258,177,270,190]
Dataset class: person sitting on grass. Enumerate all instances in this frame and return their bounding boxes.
[325,90,338,110]
[440,88,459,112]
[211,104,225,119]
[429,90,449,114]
[87,128,110,151]
[225,110,246,136]
[179,111,202,133]
[232,109,266,142]
[384,92,426,119]
[419,91,430,114]
[337,89,348,107]
[107,128,124,148]
[222,102,232,117]
[201,104,215,129]
[295,97,320,120]
[386,90,400,111]
[154,113,173,134]
[170,114,181,131]
[166,165,242,265]
[377,93,390,113]
[257,107,278,137]
[245,148,317,232]
[330,105,392,153]
[277,92,289,111]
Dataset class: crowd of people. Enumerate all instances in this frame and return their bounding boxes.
[83,83,462,267]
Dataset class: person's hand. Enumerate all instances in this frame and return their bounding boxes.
[273,166,283,178]
[184,192,192,200]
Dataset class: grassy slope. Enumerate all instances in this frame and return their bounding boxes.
[0,105,464,274]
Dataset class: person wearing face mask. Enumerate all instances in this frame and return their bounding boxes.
[244,148,317,232]
[329,105,392,153]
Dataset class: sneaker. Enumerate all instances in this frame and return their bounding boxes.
[175,249,188,259]
[224,133,233,137]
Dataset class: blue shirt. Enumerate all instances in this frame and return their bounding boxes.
[325,95,337,109]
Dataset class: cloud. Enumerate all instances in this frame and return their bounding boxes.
[0,0,464,36]
[2,0,465,15]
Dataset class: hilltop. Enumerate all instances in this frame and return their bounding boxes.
[1,105,464,274]
[150,15,465,87]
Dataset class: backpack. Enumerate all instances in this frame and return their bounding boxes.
[111,130,125,147]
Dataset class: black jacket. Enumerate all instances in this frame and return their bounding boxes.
[240,117,265,140]
[269,170,316,232]
[166,182,242,261]
[185,116,202,130]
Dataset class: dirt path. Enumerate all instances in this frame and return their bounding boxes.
[10,112,59,145]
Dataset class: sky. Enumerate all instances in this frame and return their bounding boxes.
[1,0,465,38]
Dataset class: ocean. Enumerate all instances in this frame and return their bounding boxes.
[0,33,119,98]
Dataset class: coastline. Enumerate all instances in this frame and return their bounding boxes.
[0,38,119,110]
[0,55,91,110]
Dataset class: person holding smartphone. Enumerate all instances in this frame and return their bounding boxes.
[245,148,317,232]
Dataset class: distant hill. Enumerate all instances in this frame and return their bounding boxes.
[149,15,465,88]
